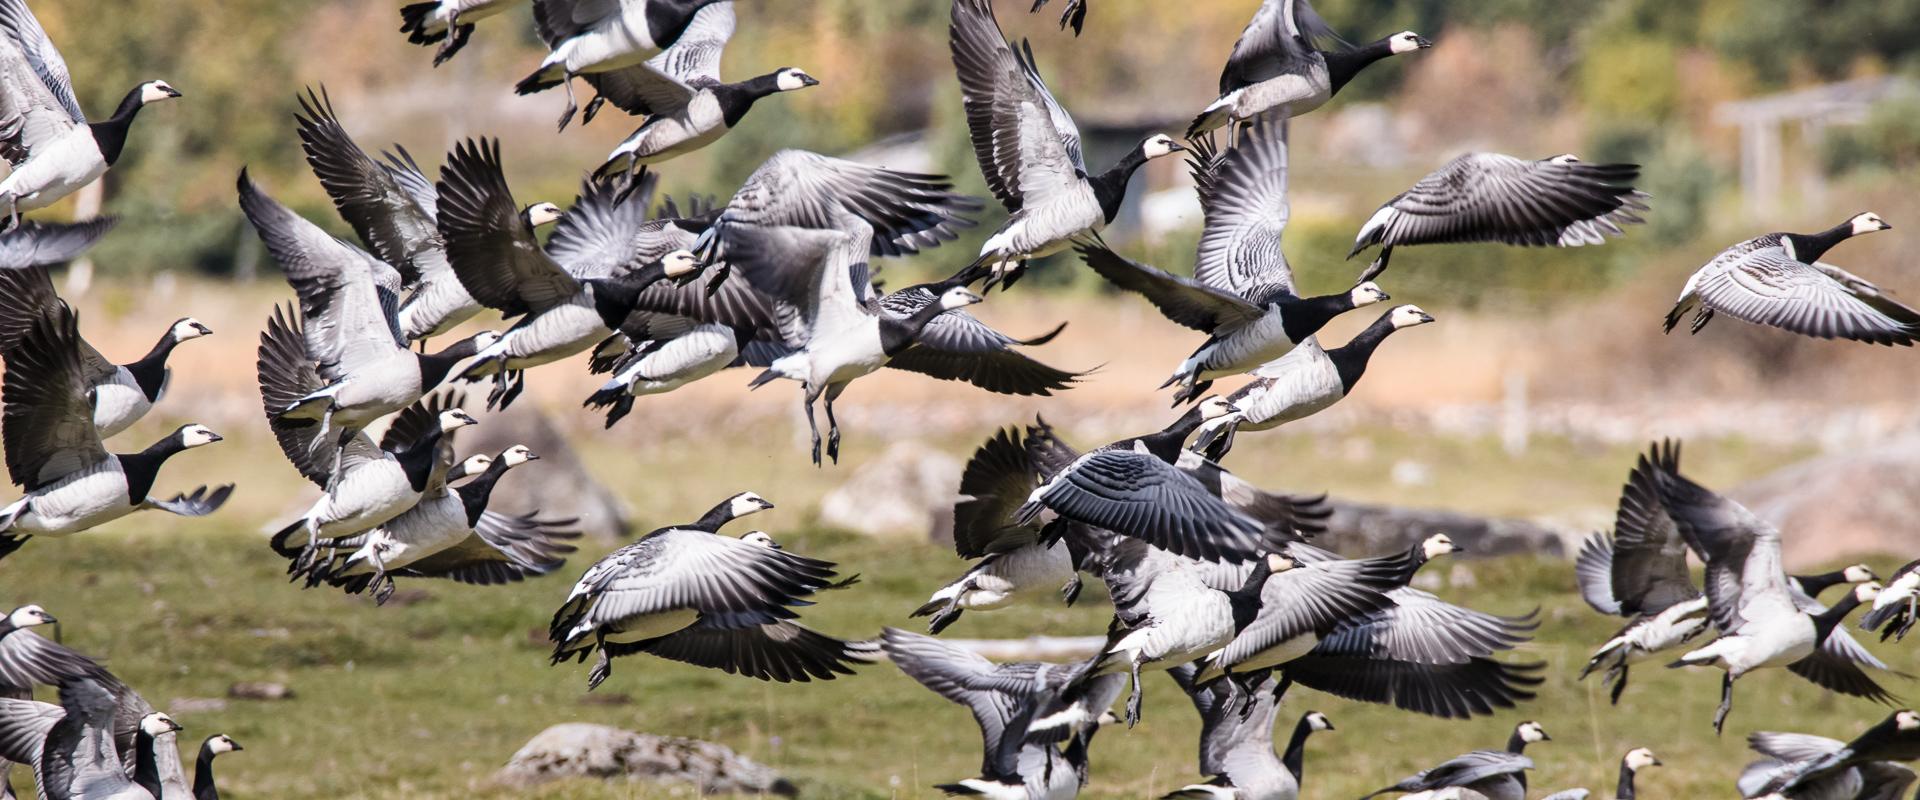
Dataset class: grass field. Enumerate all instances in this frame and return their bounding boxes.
[5,511,1914,799]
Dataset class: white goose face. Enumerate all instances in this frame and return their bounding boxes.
[170,318,213,341]
[1197,396,1239,421]
[139,80,182,105]
[1141,134,1184,160]
[1388,31,1432,54]
[740,531,779,548]
[206,735,242,755]
[1422,533,1459,560]
[140,713,181,737]
[458,453,494,477]
[1265,552,1297,572]
[468,330,503,352]
[1389,304,1435,329]
[1624,747,1660,771]
[1349,282,1390,308]
[176,424,223,449]
[1844,564,1878,583]
[661,250,701,278]
[1546,154,1582,165]
[525,202,565,227]
[6,605,53,628]
[499,445,538,468]
[775,67,820,92]
[1855,581,1885,604]
[938,286,985,311]
[1305,711,1333,731]
[729,492,775,518]
[1517,720,1549,743]
[437,408,479,432]
[1850,212,1891,236]
[1897,710,1920,731]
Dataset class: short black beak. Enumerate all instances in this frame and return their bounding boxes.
[39,614,55,625]
[1415,35,1434,48]
[801,74,820,87]
[1451,544,1468,553]
[230,741,245,751]
[205,432,225,443]
[194,323,213,335]
[163,86,183,98]
[1418,312,1435,323]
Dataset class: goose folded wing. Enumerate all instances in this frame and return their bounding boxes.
[717,149,980,259]
[1369,155,1645,249]
[404,511,580,585]
[0,218,114,270]
[1321,588,1537,666]
[528,0,612,44]
[953,427,1048,558]
[1649,444,1788,631]
[1612,443,1702,614]
[1192,119,1296,297]
[1174,450,1329,539]
[3,305,105,490]
[1218,0,1341,93]
[585,1,733,116]
[1038,450,1267,563]
[637,619,871,682]
[1286,653,1543,720]
[949,0,1083,213]
[1695,251,1920,345]
[435,139,580,317]
[1078,245,1264,333]
[577,530,842,627]
[1210,561,1398,669]
[0,0,83,151]
[295,88,439,285]
[880,628,1033,776]
[0,697,57,769]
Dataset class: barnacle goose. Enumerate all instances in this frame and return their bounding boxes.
[549,492,875,689]
[1361,721,1551,800]
[1163,665,1333,800]
[1348,153,1648,281]
[0,217,112,269]
[516,0,732,130]
[0,266,210,439]
[192,735,241,800]
[1190,0,1426,140]
[1189,550,1402,687]
[0,0,179,229]
[0,306,228,560]
[950,0,1183,290]
[0,679,157,800]
[1667,212,1919,345]
[1863,558,1920,642]
[1746,710,1920,798]
[1536,748,1658,800]
[398,0,524,66]
[1078,126,1386,403]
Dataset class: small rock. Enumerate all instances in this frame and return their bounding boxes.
[496,723,797,796]
[578,693,632,707]
[167,697,229,714]
[227,682,295,701]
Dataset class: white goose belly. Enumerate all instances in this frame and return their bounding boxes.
[6,463,134,535]
[956,542,1074,610]
[0,130,107,212]
[812,325,890,386]
[620,326,737,394]
[1214,631,1321,678]
[1105,576,1235,672]
[328,350,428,422]
[600,608,701,644]
[1237,66,1332,120]
[91,368,154,439]
[981,187,1103,260]
[559,11,661,74]
[307,461,421,539]
[1192,311,1295,381]
[351,493,469,573]
[498,302,609,369]
[620,96,728,165]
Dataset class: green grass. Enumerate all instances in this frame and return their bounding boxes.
[3,522,1914,799]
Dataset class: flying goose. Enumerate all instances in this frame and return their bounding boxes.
[1191,550,1402,687]
[950,0,1184,289]
[437,140,690,410]
[399,0,524,66]
[1650,441,1896,734]
[0,307,228,559]
[1863,558,1920,642]
[590,2,816,173]
[882,628,1113,799]
[1077,126,1387,403]
[0,0,179,229]
[0,267,210,439]
[583,311,788,428]
[516,0,732,130]
[294,88,560,347]
[1750,711,1920,798]
[1575,441,1711,705]
[1191,305,1434,461]
[0,217,113,269]
[550,492,874,689]
[1190,0,1426,140]
[0,679,156,800]
[1348,154,1648,281]
[191,735,240,800]
[1164,665,1332,800]
[1361,721,1549,800]
[1667,212,1918,345]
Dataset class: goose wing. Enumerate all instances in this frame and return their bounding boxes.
[585,1,734,116]
[1218,0,1341,93]
[1646,440,1794,632]
[882,292,1082,396]
[1401,750,1534,791]
[2,304,105,490]
[953,426,1048,558]
[294,88,440,287]
[1773,724,1920,797]
[239,171,407,380]
[1786,644,1897,703]
[528,0,619,44]
[0,218,114,270]
[881,628,1037,780]
[552,529,841,637]
[0,696,57,771]
[1688,247,1920,345]
[255,304,384,487]
[401,512,580,585]
[1035,449,1268,563]
[705,149,980,265]
[0,630,108,692]
[1190,123,1296,297]
[632,618,871,682]
[1354,154,1647,254]
[1287,653,1543,720]
[435,138,579,317]
[1750,731,1845,763]
[41,678,125,796]
[626,257,782,337]
[543,174,653,282]
[0,266,115,384]
[1610,441,1701,615]
[1575,532,1622,616]
[949,0,1085,213]
[1317,587,1538,666]
[1077,244,1265,333]
[1209,558,1399,670]
[0,0,84,161]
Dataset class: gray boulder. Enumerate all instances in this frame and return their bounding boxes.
[1734,435,1920,568]
[817,440,961,543]
[496,723,797,796]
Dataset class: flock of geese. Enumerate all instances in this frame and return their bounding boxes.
[0,0,1913,797]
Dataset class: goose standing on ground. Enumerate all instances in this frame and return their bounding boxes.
[1751,710,1920,798]
[1863,559,1920,642]
[0,307,228,560]
[550,492,874,689]
[437,139,686,410]
[1163,664,1333,800]
[0,679,153,800]
[1650,441,1896,734]
[1078,126,1387,403]
[950,0,1184,290]
[1348,154,1648,281]
[191,735,240,800]
[591,2,817,174]
[1189,0,1426,140]
[1667,212,1918,345]
[1191,305,1434,461]
[1575,442,1710,705]
[0,217,113,269]
[0,266,210,439]
[1537,748,1659,800]
[399,0,525,66]
[0,0,180,229]
[516,0,731,130]
[1361,721,1550,800]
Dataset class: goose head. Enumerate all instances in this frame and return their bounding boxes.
[173,424,223,449]
[1624,746,1661,771]
[498,444,539,468]
[661,249,702,282]
[1844,564,1879,583]
[5,605,54,629]
[1848,211,1892,236]
[1348,281,1390,308]
[1264,552,1297,573]
[774,67,821,92]
[204,734,243,755]
[138,80,183,105]
[436,408,480,433]
[1389,304,1435,329]
[1516,720,1550,743]
[727,491,775,519]
[741,531,780,549]
[140,712,182,737]
[1897,710,1920,731]
[1197,396,1240,421]
[1422,533,1462,560]
[1853,581,1885,605]
[1304,711,1334,731]
[938,285,984,311]
[1139,133,1185,160]
[1388,31,1433,54]
[523,202,565,228]
[450,453,494,482]
[169,317,213,342]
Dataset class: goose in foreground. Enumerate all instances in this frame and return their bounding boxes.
[0,0,179,229]
[550,492,875,689]
[399,0,524,66]
[1190,550,1402,686]
[437,140,685,410]
[0,307,228,560]
[1651,441,1897,734]
[516,0,731,130]
[882,628,1114,799]
[1164,665,1332,800]
[191,735,240,800]
[1536,748,1658,800]
[1191,305,1433,460]
[1863,558,1920,642]
[1190,0,1425,140]
[0,266,210,439]
[1666,212,1918,345]
[1077,126,1386,403]
[1348,154,1648,282]
[0,217,113,269]
[1749,711,1920,798]
[0,679,155,800]
[950,0,1183,290]
[1361,721,1549,800]
[1575,441,1710,705]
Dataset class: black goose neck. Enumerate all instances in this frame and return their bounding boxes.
[87,85,149,165]
[1135,406,1210,461]
[194,745,220,800]
[715,74,783,126]
[588,267,665,330]
[1228,558,1275,630]
[1813,591,1868,644]
[1784,221,1857,263]
[125,329,185,400]
[880,286,957,356]
[456,459,511,527]
[117,435,189,503]
[1281,292,1357,343]
[688,497,741,532]
[134,731,163,798]
[1793,570,1847,598]
[394,430,448,493]
[416,338,485,390]
[1281,716,1316,781]
[1089,148,1151,223]
[1327,313,1397,392]
[1617,760,1636,800]
[1506,729,1530,754]
[1324,38,1396,95]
